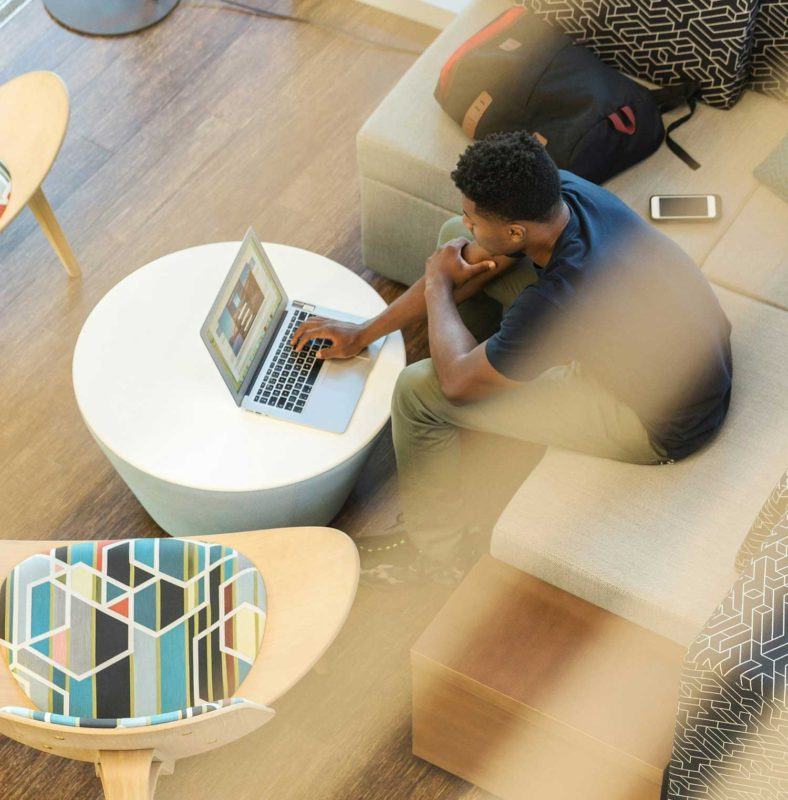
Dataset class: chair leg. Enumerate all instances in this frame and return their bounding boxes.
[27,186,82,277]
[97,750,163,800]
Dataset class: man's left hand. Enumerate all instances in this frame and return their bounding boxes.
[425,238,496,289]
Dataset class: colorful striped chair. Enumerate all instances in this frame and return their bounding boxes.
[0,527,359,800]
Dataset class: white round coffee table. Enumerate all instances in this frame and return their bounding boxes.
[72,242,405,536]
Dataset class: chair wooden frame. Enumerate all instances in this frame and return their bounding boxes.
[0,71,81,277]
[0,527,359,799]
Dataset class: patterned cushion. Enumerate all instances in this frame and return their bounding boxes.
[735,470,788,571]
[0,159,10,221]
[523,0,761,109]
[666,503,788,798]
[0,698,247,729]
[749,0,787,101]
[0,539,267,726]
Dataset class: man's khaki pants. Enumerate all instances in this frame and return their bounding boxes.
[392,217,664,565]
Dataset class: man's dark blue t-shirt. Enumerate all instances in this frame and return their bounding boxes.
[485,171,732,460]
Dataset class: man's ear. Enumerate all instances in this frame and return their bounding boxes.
[509,223,526,243]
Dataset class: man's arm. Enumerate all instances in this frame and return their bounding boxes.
[292,240,518,359]
[425,246,521,403]
[354,256,503,343]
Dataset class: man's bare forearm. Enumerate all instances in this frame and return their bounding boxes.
[425,277,477,377]
[463,242,519,272]
[357,247,518,347]
[422,244,520,402]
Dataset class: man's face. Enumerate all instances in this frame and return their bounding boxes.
[460,196,525,256]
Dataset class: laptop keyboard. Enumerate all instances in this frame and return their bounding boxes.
[253,310,328,414]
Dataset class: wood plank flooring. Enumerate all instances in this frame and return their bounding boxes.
[0,2,497,798]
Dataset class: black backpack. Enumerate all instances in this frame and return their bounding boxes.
[435,7,699,184]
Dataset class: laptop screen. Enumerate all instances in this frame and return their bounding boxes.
[200,230,288,401]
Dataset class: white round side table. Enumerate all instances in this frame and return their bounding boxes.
[72,242,406,536]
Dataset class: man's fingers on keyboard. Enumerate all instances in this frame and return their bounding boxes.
[292,317,329,350]
[292,322,317,351]
[297,325,331,351]
[317,344,338,360]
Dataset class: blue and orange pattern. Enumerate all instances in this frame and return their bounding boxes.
[0,539,267,726]
[0,698,252,728]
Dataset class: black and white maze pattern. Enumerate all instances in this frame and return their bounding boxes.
[666,473,788,800]
[749,0,787,101]
[519,0,782,108]
[736,472,788,572]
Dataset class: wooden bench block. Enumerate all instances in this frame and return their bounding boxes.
[411,555,685,799]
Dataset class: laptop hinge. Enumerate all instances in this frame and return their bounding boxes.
[292,300,316,312]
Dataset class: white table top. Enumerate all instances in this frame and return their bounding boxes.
[72,242,405,492]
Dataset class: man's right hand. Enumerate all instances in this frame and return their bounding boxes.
[290,316,369,361]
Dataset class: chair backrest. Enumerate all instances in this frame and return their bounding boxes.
[0,538,267,722]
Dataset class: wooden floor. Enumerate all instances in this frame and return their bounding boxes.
[0,1,499,798]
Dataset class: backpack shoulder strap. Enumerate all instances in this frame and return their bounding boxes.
[650,79,700,113]
[650,80,701,171]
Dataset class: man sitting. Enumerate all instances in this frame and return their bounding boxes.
[291,132,733,587]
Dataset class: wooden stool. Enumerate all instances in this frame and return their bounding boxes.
[0,527,359,799]
[0,71,81,277]
[412,555,685,800]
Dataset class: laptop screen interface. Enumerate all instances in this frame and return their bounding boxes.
[203,235,285,392]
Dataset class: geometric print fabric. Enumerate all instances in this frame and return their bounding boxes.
[0,539,267,723]
[520,0,770,109]
[750,0,787,101]
[666,473,788,799]
[736,470,788,571]
[0,698,247,729]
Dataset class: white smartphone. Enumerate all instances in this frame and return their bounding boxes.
[649,194,720,221]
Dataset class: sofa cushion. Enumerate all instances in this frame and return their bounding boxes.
[524,0,760,109]
[490,286,788,646]
[749,0,788,102]
[0,538,267,720]
[667,509,788,800]
[603,91,788,267]
[358,0,788,271]
[701,185,788,310]
[754,133,788,203]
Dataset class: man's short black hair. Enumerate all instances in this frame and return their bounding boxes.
[451,131,561,222]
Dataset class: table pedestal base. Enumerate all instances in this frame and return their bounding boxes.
[44,0,180,36]
[95,431,383,536]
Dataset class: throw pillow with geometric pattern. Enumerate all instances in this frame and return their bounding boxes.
[665,477,788,799]
[520,0,762,108]
[749,0,787,101]
[735,469,787,572]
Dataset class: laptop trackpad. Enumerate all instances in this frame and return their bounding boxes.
[319,356,369,395]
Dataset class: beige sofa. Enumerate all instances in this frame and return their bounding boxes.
[358,0,787,643]
[358,1,787,796]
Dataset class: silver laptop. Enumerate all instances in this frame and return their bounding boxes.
[200,228,385,433]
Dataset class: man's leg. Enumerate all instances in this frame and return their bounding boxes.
[483,257,539,309]
[435,218,544,542]
[436,215,467,245]
[392,358,662,566]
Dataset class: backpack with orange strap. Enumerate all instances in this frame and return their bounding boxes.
[435,7,699,184]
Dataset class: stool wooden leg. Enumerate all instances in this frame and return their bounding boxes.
[28,186,81,277]
[97,750,163,800]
